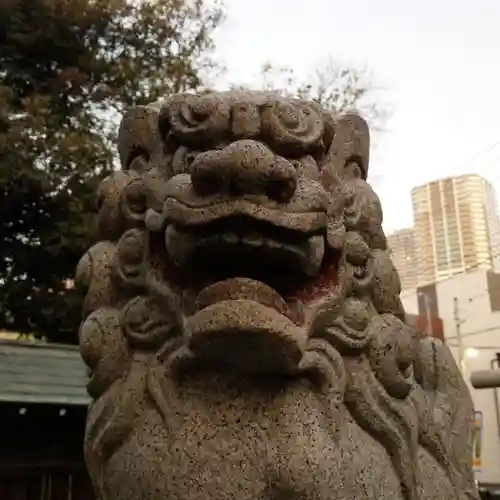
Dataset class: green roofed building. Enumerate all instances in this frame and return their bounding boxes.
[0,340,95,499]
[0,340,90,406]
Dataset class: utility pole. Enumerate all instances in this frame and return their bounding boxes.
[423,294,433,337]
[418,291,434,337]
[453,296,466,375]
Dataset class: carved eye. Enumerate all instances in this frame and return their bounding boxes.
[185,151,197,166]
[172,146,199,175]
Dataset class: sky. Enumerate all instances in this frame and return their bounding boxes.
[213,0,500,233]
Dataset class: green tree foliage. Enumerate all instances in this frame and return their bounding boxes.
[0,0,224,342]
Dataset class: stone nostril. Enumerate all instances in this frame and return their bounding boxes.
[185,153,196,167]
[191,169,220,197]
[265,157,298,202]
[266,176,297,203]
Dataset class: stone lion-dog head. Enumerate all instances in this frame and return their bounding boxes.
[77,90,478,500]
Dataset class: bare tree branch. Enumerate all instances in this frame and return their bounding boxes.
[236,57,392,138]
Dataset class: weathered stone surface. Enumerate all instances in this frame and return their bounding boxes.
[77,90,479,500]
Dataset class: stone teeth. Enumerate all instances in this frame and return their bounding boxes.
[302,235,325,277]
[208,234,222,247]
[166,227,325,279]
[242,233,264,247]
[326,221,346,250]
[222,233,240,244]
[266,239,280,249]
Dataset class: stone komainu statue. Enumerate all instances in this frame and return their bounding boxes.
[77,91,479,500]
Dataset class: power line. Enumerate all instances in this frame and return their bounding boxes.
[446,325,500,342]
[448,140,500,178]
[406,140,500,191]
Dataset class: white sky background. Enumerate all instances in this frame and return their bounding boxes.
[213,0,500,233]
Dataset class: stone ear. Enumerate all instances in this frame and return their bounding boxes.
[117,104,163,171]
[327,114,370,180]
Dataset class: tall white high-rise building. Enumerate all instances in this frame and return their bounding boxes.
[411,174,500,286]
[387,228,418,290]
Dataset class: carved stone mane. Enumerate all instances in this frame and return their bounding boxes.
[77,90,479,500]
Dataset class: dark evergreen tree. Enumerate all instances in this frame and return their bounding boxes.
[0,0,224,342]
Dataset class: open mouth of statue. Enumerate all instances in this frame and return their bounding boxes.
[163,212,342,319]
[156,201,343,375]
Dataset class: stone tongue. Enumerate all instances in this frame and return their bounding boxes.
[195,278,294,320]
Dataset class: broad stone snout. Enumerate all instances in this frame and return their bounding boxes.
[190,139,297,202]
